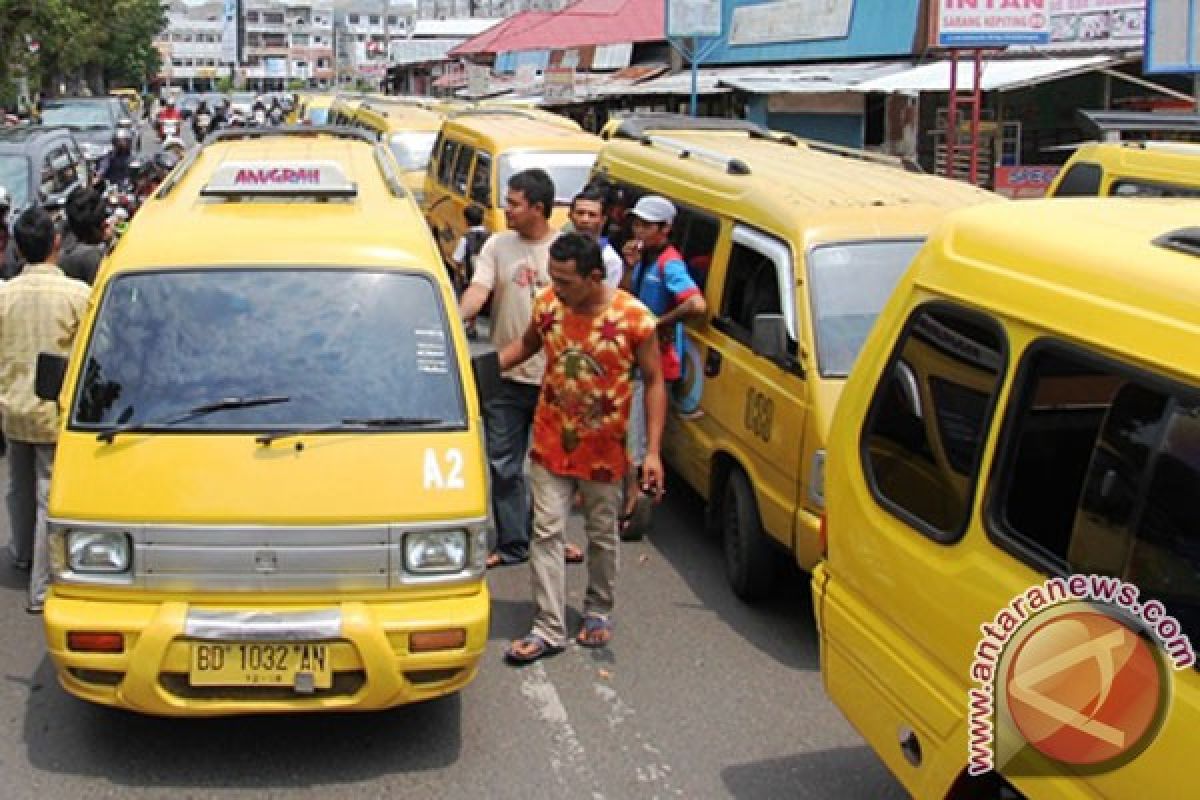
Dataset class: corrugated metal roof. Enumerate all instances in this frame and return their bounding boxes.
[449,12,556,57]
[853,55,1118,93]
[389,39,466,67]
[411,19,503,38]
[717,61,911,94]
[456,0,663,56]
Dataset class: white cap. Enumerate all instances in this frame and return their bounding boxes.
[0,186,10,208]
[629,194,676,224]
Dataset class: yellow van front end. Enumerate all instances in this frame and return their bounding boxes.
[43,432,490,717]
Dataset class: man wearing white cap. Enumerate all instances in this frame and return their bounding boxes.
[619,195,707,539]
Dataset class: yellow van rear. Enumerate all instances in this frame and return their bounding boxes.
[1046,140,1200,198]
[37,128,490,717]
[422,108,601,266]
[592,114,999,600]
[351,99,444,205]
[815,199,1200,797]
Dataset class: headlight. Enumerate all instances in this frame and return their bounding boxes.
[67,531,131,573]
[404,530,467,574]
[808,449,826,509]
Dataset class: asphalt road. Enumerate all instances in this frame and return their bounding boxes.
[0,453,905,799]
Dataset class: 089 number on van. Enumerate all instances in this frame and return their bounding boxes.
[743,388,774,443]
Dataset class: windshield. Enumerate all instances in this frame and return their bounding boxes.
[307,107,330,125]
[0,155,31,209]
[498,151,596,204]
[71,269,466,431]
[388,131,437,172]
[41,102,113,129]
[808,239,925,378]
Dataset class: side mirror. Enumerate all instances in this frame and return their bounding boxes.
[35,353,68,402]
[471,350,501,406]
[751,313,789,363]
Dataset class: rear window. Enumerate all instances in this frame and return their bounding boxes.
[498,151,596,205]
[307,107,329,125]
[71,269,466,431]
[808,239,924,378]
[388,132,437,172]
[0,154,30,209]
[1109,179,1200,198]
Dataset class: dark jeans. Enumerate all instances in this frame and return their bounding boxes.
[485,378,541,563]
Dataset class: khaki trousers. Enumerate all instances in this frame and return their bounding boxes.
[528,461,621,648]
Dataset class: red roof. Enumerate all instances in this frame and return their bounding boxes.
[451,0,664,57]
[449,11,556,57]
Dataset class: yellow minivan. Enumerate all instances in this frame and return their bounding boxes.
[35,127,490,716]
[422,108,601,265]
[350,98,445,204]
[290,93,334,125]
[591,114,999,600]
[814,199,1200,798]
[1046,140,1200,198]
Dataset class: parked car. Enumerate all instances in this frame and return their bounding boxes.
[38,96,140,165]
[0,126,91,215]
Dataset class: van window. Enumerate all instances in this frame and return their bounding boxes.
[808,239,924,378]
[436,139,459,187]
[671,206,719,292]
[452,145,475,195]
[862,306,1005,539]
[718,242,783,345]
[1053,161,1103,197]
[497,151,595,205]
[470,152,491,206]
[388,131,437,172]
[1109,179,1200,198]
[71,269,466,431]
[990,346,1199,643]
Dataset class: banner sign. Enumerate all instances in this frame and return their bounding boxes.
[1145,0,1200,73]
[729,0,855,46]
[220,0,240,64]
[666,0,723,38]
[937,0,1052,46]
[993,164,1060,197]
[1049,1,1144,47]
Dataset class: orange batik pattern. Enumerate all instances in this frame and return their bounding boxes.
[529,287,657,484]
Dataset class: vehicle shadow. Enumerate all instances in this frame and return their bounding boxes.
[721,745,908,799]
[642,468,820,672]
[23,655,463,789]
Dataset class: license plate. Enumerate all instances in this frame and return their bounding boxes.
[189,643,332,689]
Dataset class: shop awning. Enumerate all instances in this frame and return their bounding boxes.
[853,55,1120,93]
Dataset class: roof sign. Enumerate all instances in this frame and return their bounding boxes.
[201,160,357,198]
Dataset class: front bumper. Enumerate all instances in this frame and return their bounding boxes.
[44,586,489,717]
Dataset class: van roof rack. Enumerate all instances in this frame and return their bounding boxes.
[156,126,378,200]
[613,113,770,141]
[447,107,541,122]
[637,133,752,176]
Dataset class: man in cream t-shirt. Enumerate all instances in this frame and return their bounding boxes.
[460,168,584,567]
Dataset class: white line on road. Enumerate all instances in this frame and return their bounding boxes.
[520,661,605,800]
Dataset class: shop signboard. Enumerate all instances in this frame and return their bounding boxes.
[544,67,576,102]
[1146,0,1200,72]
[467,64,490,96]
[936,0,1052,46]
[1048,1,1145,49]
[667,0,723,37]
[993,164,1060,198]
[729,0,855,45]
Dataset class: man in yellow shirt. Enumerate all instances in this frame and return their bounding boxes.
[0,207,91,613]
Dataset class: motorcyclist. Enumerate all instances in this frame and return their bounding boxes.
[96,127,135,188]
[193,100,215,141]
[267,97,284,127]
[251,95,268,127]
[161,135,186,161]
[155,96,182,140]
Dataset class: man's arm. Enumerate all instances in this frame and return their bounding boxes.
[657,257,707,329]
[459,282,491,321]
[656,293,706,330]
[497,319,542,372]
[459,236,497,320]
[634,332,667,498]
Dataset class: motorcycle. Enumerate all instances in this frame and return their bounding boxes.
[156,116,180,142]
[193,110,213,142]
[103,177,140,239]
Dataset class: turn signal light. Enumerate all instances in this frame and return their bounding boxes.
[67,632,124,653]
[410,629,466,652]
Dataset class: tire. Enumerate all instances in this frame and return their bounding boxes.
[722,468,778,602]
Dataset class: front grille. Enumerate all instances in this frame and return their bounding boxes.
[160,670,367,700]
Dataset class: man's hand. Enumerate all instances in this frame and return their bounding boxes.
[621,239,641,268]
[641,452,665,502]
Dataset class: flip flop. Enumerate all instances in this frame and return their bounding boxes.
[619,493,654,542]
[504,634,564,666]
[576,615,613,648]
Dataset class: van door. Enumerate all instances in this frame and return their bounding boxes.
[694,224,808,598]
[426,137,464,263]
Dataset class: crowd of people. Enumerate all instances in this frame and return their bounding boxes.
[456,167,706,664]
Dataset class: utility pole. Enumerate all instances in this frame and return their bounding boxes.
[382,0,390,91]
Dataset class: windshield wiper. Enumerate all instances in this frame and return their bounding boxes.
[97,395,291,443]
[255,416,445,447]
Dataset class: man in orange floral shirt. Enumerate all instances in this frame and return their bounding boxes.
[497,233,666,664]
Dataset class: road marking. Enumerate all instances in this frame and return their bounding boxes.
[593,681,683,796]
[520,661,605,799]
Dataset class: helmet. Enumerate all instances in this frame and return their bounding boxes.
[113,127,134,146]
